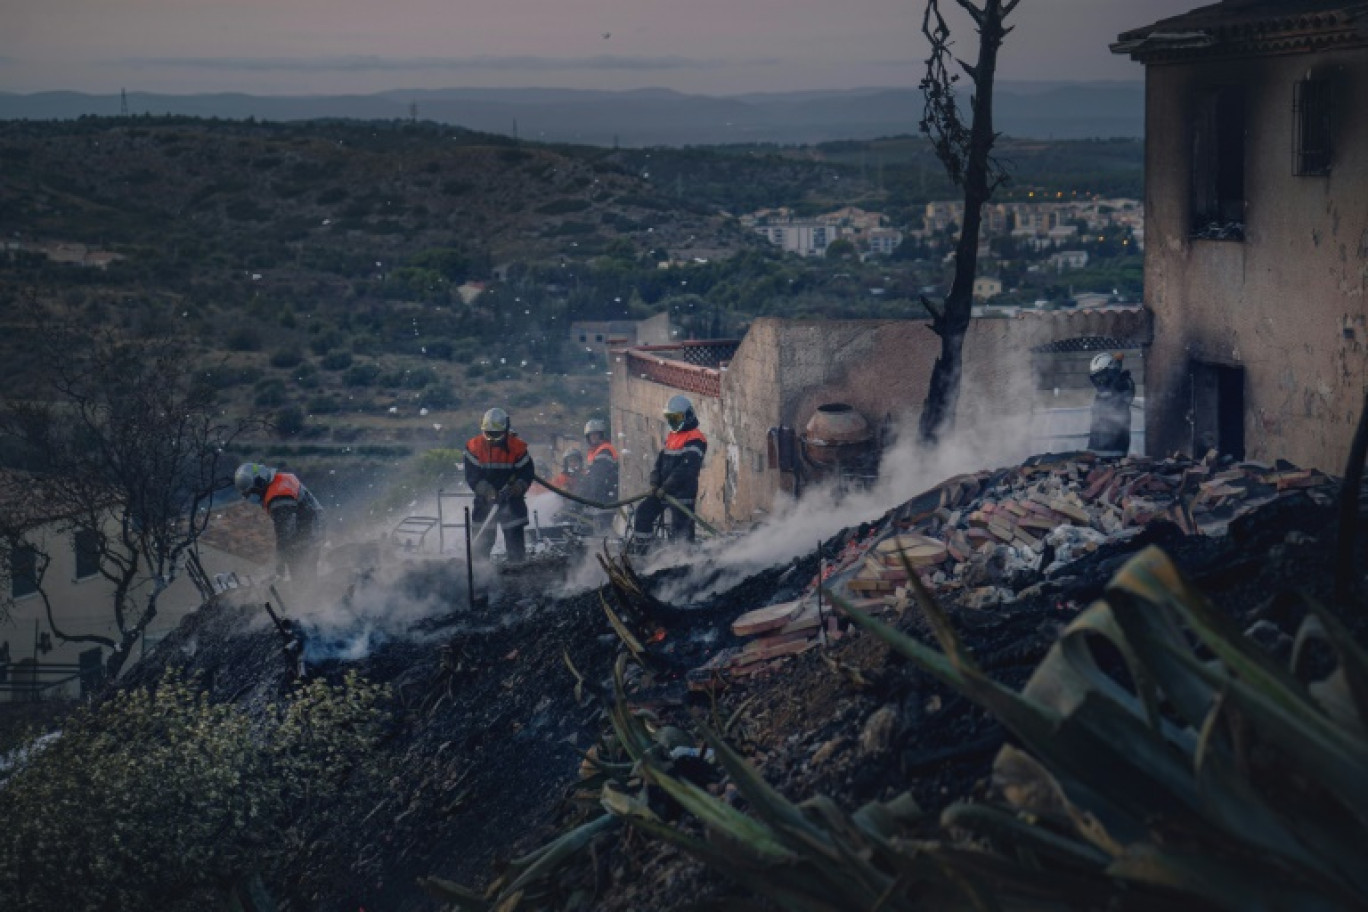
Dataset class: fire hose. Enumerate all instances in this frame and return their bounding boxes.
[529,473,720,537]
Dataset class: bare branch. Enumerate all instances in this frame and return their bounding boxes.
[955,0,986,27]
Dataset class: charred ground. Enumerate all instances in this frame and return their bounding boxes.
[73,458,1368,911]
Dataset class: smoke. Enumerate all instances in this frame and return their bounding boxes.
[652,374,1040,605]
[247,494,581,663]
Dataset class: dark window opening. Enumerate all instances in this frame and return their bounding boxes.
[1191,86,1245,240]
[79,647,105,697]
[1293,76,1333,176]
[1191,361,1245,461]
[74,528,101,579]
[9,543,39,599]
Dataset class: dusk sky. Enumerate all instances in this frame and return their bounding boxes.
[2,1,1198,96]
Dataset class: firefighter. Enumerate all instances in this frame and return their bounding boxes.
[1086,352,1135,457]
[547,449,585,495]
[630,395,707,554]
[234,463,324,586]
[582,418,620,532]
[464,407,535,562]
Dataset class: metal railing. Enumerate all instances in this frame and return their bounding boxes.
[0,660,101,701]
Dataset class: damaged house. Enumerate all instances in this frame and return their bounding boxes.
[610,308,1149,531]
[0,491,273,700]
[1113,0,1368,470]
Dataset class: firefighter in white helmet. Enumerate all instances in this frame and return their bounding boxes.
[1087,352,1135,456]
[463,407,536,562]
[234,462,324,585]
[581,417,619,531]
[629,395,707,554]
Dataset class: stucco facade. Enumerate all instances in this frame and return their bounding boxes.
[2,502,273,699]
[1116,2,1368,471]
[611,308,1149,531]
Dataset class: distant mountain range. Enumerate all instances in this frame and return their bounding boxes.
[0,82,1143,147]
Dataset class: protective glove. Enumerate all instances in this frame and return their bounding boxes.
[507,478,529,498]
[474,480,496,500]
[648,470,660,489]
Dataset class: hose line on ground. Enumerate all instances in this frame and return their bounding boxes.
[531,473,719,537]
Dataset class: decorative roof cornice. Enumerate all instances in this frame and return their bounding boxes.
[1112,2,1368,63]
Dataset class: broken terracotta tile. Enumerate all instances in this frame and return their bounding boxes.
[732,599,805,637]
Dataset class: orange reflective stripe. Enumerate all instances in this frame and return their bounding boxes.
[588,442,619,463]
[262,473,302,510]
[662,428,706,456]
[464,434,530,469]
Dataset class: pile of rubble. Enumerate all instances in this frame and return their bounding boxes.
[699,451,1337,684]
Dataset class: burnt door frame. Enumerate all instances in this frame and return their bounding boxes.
[1190,360,1245,460]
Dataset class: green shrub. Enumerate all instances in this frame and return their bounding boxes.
[343,362,381,387]
[274,405,306,437]
[536,198,592,215]
[307,394,341,414]
[253,378,288,407]
[0,671,391,911]
[269,346,304,368]
[225,326,262,352]
[316,186,348,205]
[320,349,353,371]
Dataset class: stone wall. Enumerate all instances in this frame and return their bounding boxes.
[611,308,1150,530]
[1141,49,1368,471]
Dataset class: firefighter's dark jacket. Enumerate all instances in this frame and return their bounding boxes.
[1088,368,1135,453]
[584,440,620,503]
[463,433,535,495]
[649,418,707,501]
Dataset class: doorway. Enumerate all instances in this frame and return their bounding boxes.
[1191,361,1245,460]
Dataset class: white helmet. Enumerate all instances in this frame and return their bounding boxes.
[584,418,608,438]
[664,394,695,431]
[1089,352,1119,376]
[234,462,275,498]
[480,407,511,439]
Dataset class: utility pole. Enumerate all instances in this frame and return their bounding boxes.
[409,101,418,123]
[120,88,128,117]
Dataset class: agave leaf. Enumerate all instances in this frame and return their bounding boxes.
[639,762,798,864]
[1294,600,1368,736]
[795,794,903,901]
[600,592,645,659]
[608,655,655,762]
[991,744,1123,857]
[1167,643,1368,832]
[1101,564,1220,730]
[1107,843,1346,912]
[842,602,1154,844]
[940,802,1112,869]
[905,570,980,673]
[850,793,924,841]
[620,805,860,912]
[698,727,839,855]
[1184,703,1368,897]
[600,779,654,820]
[501,814,620,898]
[417,876,490,909]
[1022,601,1198,754]
[1118,548,1316,719]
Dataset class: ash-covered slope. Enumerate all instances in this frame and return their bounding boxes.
[121,452,1366,911]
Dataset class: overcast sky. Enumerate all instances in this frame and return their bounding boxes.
[1,1,1198,96]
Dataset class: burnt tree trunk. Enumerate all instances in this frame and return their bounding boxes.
[918,0,1017,445]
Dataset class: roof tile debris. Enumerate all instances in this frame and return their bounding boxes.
[693,451,1337,687]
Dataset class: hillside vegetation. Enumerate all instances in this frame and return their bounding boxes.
[0,117,1142,515]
